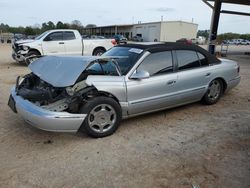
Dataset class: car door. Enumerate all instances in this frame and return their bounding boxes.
[63,31,82,55]
[126,51,179,115]
[174,50,212,104]
[42,31,66,55]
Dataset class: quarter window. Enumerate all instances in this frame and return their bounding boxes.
[137,51,173,76]
[176,50,200,70]
[197,52,209,66]
[63,31,76,40]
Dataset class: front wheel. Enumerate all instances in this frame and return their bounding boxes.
[25,51,40,64]
[79,96,122,138]
[202,79,223,105]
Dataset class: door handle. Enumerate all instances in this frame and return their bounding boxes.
[59,42,64,44]
[205,73,211,77]
[167,80,176,85]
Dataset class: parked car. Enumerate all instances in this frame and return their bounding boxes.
[240,40,250,45]
[176,38,192,44]
[112,35,127,44]
[12,29,114,64]
[8,43,240,138]
[132,36,143,42]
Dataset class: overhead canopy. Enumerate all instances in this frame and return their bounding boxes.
[207,0,250,6]
[203,0,250,54]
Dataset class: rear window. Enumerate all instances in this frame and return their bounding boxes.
[102,47,143,75]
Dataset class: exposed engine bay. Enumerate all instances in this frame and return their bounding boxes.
[14,56,124,114]
[16,73,97,113]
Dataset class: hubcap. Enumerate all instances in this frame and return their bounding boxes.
[207,80,221,100]
[88,104,116,133]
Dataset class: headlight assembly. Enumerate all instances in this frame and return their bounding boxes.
[22,46,29,51]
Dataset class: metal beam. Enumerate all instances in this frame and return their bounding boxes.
[202,0,214,9]
[221,10,250,16]
[208,0,222,54]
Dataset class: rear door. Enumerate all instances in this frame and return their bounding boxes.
[174,50,212,103]
[42,31,66,55]
[63,31,82,55]
[126,51,179,115]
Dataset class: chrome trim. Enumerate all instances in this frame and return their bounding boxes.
[130,87,206,105]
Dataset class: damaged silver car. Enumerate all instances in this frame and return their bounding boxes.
[8,43,240,137]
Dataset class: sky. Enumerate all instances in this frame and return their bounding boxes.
[0,0,249,34]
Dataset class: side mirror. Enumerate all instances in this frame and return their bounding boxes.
[130,70,150,80]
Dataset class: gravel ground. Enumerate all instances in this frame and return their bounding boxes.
[0,44,249,188]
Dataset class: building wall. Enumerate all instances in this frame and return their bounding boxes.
[132,22,161,42]
[160,21,198,42]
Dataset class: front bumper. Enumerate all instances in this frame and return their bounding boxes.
[12,51,26,62]
[9,87,87,132]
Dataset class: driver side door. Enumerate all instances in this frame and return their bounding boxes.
[42,31,66,55]
[126,51,179,115]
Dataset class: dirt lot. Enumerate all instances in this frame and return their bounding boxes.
[0,44,249,188]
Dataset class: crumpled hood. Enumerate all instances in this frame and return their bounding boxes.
[15,39,35,45]
[28,55,123,87]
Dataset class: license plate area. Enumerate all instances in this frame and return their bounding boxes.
[8,95,17,113]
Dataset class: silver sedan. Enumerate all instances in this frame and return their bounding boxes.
[8,43,240,137]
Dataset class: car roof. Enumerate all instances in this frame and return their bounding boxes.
[117,42,220,64]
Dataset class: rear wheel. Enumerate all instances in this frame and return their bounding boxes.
[79,96,122,138]
[93,48,105,56]
[203,79,223,105]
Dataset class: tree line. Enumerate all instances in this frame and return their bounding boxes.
[197,30,250,42]
[0,20,96,35]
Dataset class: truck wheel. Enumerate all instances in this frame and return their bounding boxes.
[25,51,40,64]
[93,48,105,56]
[79,96,122,138]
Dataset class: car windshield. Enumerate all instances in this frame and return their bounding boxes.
[35,31,50,40]
[102,47,143,75]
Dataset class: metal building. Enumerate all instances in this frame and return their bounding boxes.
[82,21,198,42]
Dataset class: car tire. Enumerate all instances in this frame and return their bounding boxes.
[202,79,223,105]
[79,96,122,138]
[25,51,40,64]
[93,48,105,56]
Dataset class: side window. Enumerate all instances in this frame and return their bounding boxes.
[176,50,200,70]
[137,51,173,76]
[197,52,209,66]
[63,31,76,40]
[44,32,63,41]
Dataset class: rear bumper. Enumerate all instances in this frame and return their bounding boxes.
[226,76,241,92]
[10,88,86,132]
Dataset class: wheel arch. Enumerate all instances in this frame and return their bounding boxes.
[92,46,106,55]
[212,77,227,93]
[94,91,120,105]
[28,48,41,55]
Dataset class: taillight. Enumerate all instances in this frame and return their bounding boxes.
[111,39,117,46]
[237,63,240,73]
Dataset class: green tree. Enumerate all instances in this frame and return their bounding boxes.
[197,30,210,39]
[24,27,36,35]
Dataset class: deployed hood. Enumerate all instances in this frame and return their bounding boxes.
[29,56,124,87]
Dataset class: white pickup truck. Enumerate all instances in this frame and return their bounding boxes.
[12,29,114,63]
